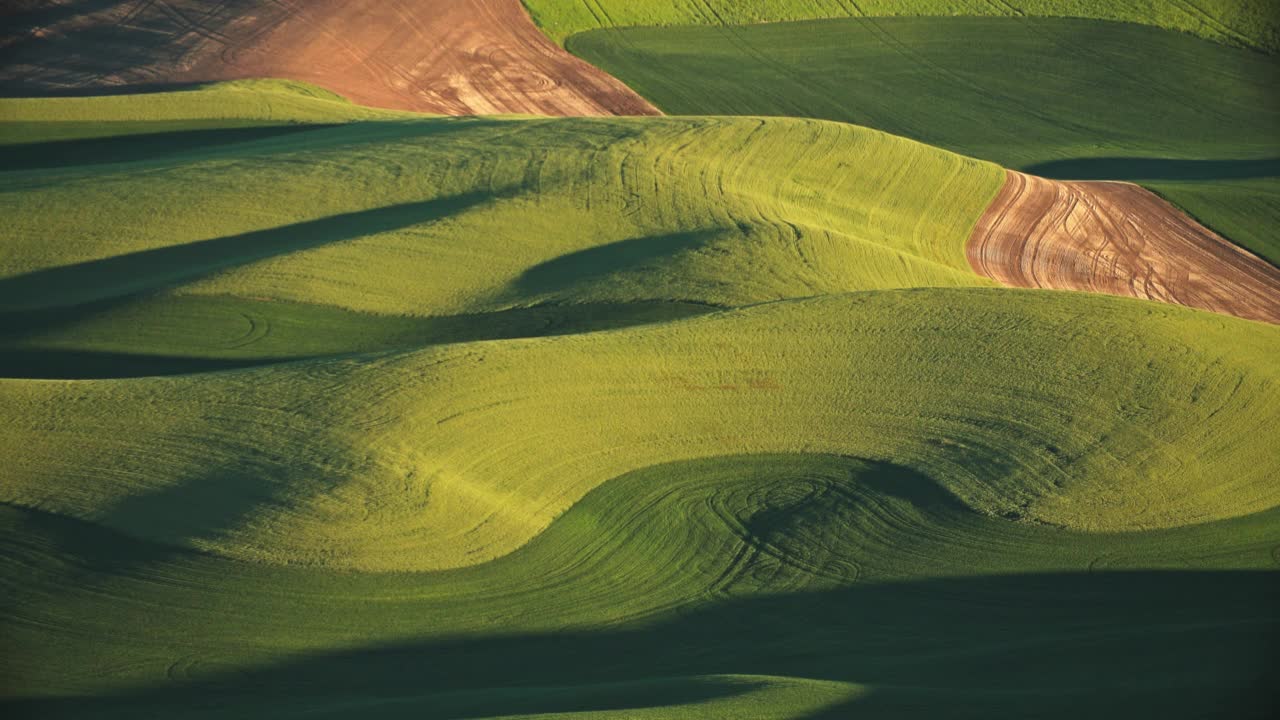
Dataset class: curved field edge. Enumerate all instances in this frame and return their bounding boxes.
[523,0,1280,52]
[3,452,1277,714]
[1144,178,1280,268]
[4,289,1278,572]
[565,16,1280,264]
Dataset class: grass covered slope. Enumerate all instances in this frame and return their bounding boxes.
[5,445,1279,716]
[3,81,1279,718]
[5,290,1279,572]
[1,85,1003,324]
[569,17,1280,263]
[0,79,414,143]
[523,0,1280,52]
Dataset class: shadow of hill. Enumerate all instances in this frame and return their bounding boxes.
[1023,157,1280,181]
[0,348,296,378]
[1,124,340,170]
[0,300,714,378]
[0,501,195,577]
[0,191,504,312]
[0,81,222,99]
[4,454,1278,716]
[7,566,1276,719]
[511,228,728,297]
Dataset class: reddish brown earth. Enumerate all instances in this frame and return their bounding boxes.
[0,0,659,116]
[968,170,1280,325]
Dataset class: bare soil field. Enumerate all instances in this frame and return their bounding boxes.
[0,0,659,115]
[968,171,1280,325]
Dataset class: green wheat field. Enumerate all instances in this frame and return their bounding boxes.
[2,2,1277,718]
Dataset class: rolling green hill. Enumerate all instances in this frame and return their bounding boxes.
[6,463,1277,717]
[1,83,1004,319]
[5,291,1279,716]
[568,17,1280,263]
[522,0,1280,52]
[3,80,1278,719]
[4,83,1007,573]
[7,289,1279,572]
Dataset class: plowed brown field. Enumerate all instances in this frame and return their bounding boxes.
[968,171,1280,325]
[0,0,659,116]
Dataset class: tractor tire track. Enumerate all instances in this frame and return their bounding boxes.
[968,170,1280,324]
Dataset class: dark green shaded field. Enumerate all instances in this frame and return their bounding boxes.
[570,17,1280,262]
[5,454,1278,718]
[0,295,710,378]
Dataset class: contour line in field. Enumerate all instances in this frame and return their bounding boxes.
[0,0,660,116]
[967,170,1280,325]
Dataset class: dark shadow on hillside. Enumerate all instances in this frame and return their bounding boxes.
[0,192,505,312]
[512,228,728,296]
[1024,157,1280,181]
[848,455,969,511]
[5,559,1276,719]
[99,471,288,556]
[0,300,714,378]
[0,80,221,99]
[3,456,1277,715]
[2,124,340,170]
[0,348,298,378]
[0,502,195,577]
[1,459,266,577]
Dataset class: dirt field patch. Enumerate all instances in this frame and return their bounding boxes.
[0,0,659,116]
[968,171,1280,324]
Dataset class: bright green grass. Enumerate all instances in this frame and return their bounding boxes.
[0,88,1003,322]
[3,83,1278,718]
[569,17,1280,263]
[5,290,1278,572]
[522,0,1280,52]
[1,85,1007,574]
